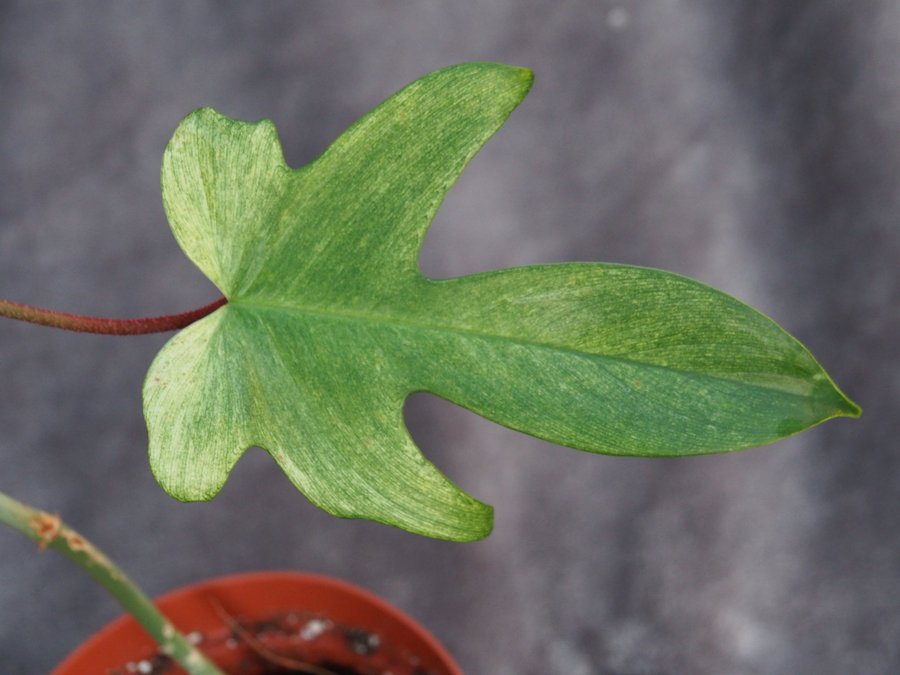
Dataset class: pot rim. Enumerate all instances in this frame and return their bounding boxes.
[53,570,462,675]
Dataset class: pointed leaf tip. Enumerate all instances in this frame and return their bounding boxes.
[831,384,862,419]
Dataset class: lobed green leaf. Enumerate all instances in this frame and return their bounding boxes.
[145,62,858,541]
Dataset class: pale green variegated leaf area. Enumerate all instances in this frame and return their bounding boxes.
[144,62,859,541]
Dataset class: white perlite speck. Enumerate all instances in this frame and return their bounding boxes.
[300,618,328,640]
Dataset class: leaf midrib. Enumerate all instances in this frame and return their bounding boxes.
[229,295,823,402]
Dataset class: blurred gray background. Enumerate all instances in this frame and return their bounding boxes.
[0,2,897,673]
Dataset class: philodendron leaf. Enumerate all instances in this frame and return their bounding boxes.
[144,62,859,541]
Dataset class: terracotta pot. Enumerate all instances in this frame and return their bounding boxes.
[54,571,462,675]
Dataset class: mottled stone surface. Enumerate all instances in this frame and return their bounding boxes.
[0,3,897,673]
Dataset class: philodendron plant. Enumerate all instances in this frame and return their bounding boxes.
[0,63,859,673]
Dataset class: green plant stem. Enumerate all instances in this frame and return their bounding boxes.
[0,490,224,674]
[0,297,226,335]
